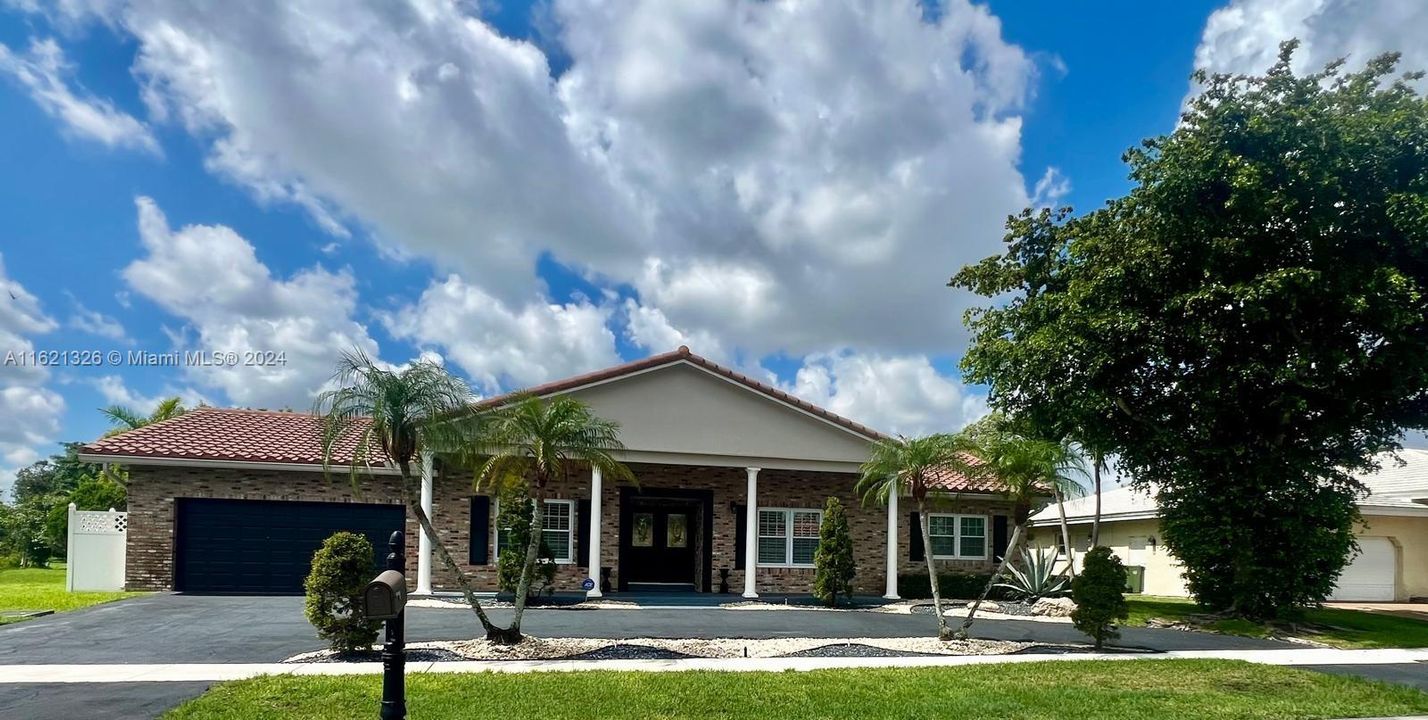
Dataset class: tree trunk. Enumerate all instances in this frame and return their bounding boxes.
[1055,487,1076,579]
[1091,451,1103,548]
[917,499,954,641]
[502,478,548,643]
[394,462,501,638]
[955,523,1024,640]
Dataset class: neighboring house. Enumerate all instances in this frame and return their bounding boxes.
[79,347,1021,598]
[1028,450,1428,602]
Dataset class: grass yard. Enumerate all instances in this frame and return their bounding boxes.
[1126,595,1428,649]
[165,660,1428,720]
[0,564,139,625]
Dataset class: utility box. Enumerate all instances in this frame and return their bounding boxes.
[363,570,407,621]
[1124,565,1146,594]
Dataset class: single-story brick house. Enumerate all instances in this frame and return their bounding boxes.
[1028,450,1428,602]
[80,347,1022,598]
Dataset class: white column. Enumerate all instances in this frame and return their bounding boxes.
[883,489,900,600]
[416,450,435,595]
[743,467,760,599]
[586,465,604,598]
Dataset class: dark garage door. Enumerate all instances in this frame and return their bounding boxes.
[175,498,405,594]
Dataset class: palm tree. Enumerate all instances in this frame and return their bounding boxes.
[101,397,187,436]
[314,350,504,640]
[856,433,979,641]
[469,394,633,643]
[955,432,1085,639]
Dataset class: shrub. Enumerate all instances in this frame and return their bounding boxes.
[495,488,557,600]
[994,546,1069,602]
[304,532,382,653]
[812,497,856,607]
[897,572,1001,601]
[1071,546,1129,650]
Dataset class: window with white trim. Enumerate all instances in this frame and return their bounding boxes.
[541,499,575,564]
[757,508,821,567]
[495,498,575,564]
[927,514,988,560]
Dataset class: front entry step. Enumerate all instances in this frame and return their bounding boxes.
[626,582,697,594]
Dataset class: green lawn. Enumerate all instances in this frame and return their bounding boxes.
[1126,595,1428,649]
[165,660,1428,720]
[0,565,140,625]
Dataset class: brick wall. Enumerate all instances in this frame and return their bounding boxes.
[125,461,1015,596]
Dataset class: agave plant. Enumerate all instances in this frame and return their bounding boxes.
[993,546,1069,602]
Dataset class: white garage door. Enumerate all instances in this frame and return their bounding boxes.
[1329,537,1397,602]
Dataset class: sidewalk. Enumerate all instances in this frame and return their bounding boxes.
[5,647,1427,683]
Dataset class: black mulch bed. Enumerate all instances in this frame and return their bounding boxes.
[293,648,469,664]
[558,644,697,661]
[1010,644,1158,655]
[780,643,943,658]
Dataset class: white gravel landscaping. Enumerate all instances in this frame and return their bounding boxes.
[285,635,1029,663]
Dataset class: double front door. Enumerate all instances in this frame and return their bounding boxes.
[622,499,695,585]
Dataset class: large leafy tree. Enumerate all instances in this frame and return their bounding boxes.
[952,44,1428,620]
[856,433,978,640]
[468,395,633,643]
[315,351,504,640]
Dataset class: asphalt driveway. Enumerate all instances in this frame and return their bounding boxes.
[1,592,1294,667]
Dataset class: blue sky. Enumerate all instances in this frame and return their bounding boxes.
[0,0,1424,492]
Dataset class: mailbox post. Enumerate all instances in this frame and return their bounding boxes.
[361,531,408,720]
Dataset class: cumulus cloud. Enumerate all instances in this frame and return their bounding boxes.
[24,0,1038,425]
[0,254,65,498]
[0,37,159,152]
[1193,0,1428,84]
[67,296,128,342]
[90,374,208,415]
[785,351,988,436]
[121,196,381,409]
[383,274,619,395]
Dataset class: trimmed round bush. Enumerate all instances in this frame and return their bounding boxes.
[1070,546,1129,650]
[304,531,382,652]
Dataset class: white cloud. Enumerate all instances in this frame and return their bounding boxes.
[383,274,619,395]
[1193,0,1428,87]
[0,254,65,498]
[121,196,381,409]
[67,297,128,342]
[90,374,208,415]
[25,1,1041,434]
[3,0,124,29]
[0,37,159,153]
[785,351,988,437]
[95,0,1036,359]
[622,298,726,364]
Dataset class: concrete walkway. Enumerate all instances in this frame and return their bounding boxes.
[5,646,1427,683]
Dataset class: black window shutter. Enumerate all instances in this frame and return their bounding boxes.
[577,499,592,567]
[469,495,491,565]
[734,504,746,570]
[908,512,924,562]
[992,515,1010,561]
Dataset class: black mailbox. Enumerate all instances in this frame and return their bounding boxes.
[363,569,407,621]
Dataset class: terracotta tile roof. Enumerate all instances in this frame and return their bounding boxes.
[80,407,376,467]
[925,454,1013,495]
[475,346,889,441]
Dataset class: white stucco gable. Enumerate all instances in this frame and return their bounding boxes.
[551,360,878,472]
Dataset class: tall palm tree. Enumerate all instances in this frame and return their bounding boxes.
[955,432,1086,639]
[856,433,979,641]
[101,397,187,436]
[469,394,633,643]
[314,350,504,639]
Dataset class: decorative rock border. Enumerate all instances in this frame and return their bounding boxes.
[284,636,1033,663]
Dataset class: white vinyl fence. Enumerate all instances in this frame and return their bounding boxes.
[66,504,128,592]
